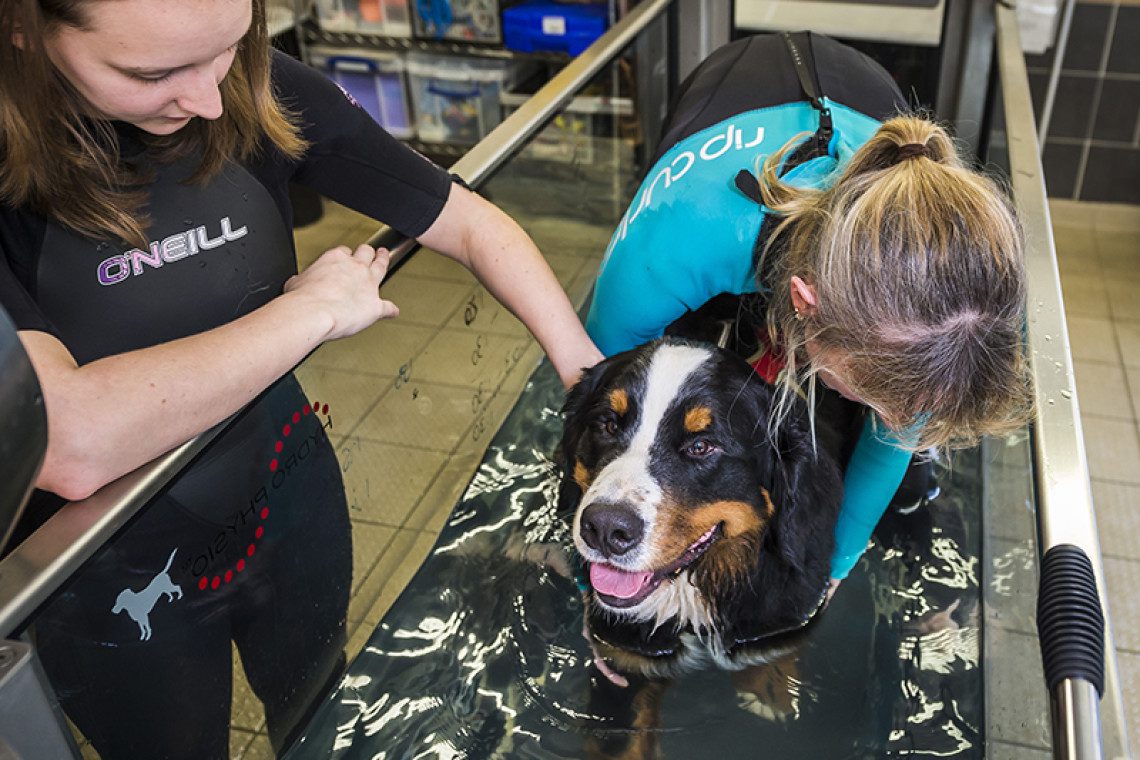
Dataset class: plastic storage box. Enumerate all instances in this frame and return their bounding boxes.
[406,53,529,144]
[503,1,608,56]
[315,0,412,36]
[411,0,513,43]
[308,48,414,139]
[265,0,297,36]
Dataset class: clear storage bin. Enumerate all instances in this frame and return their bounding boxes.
[308,48,414,139]
[315,0,411,36]
[406,53,529,144]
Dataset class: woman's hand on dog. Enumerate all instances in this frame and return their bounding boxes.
[825,578,842,605]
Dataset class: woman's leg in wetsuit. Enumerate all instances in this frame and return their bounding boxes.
[33,375,354,759]
[33,499,236,759]
[231,425,352,754]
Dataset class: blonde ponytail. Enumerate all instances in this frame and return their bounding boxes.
[757,115,1031,450]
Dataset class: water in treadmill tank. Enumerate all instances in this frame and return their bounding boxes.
[285,360,983,759]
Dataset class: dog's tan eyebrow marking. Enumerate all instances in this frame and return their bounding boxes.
[609,388,629,416]
[574,460,592,490]
[684,406,713,433]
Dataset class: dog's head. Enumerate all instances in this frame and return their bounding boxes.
[111,589,130,615]
[560,337,841,647]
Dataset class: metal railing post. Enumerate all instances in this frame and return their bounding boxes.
[992,4,1129,757]
[670,0,732,90]
[0,641,81,759]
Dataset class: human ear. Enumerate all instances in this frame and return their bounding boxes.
[789,276,819,317]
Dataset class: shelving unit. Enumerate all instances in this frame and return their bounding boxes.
[302,20,572,63]
[289,1,635,169]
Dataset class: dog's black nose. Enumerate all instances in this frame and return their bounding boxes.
[580,504,644,557]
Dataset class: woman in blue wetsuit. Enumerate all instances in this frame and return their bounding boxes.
[587,33,1031,588]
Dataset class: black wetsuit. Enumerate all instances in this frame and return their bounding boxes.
[0,50,452,759]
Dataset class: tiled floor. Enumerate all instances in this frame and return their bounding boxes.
[1050,199,1140,756]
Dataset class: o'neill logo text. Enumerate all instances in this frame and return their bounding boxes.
[97,216,248,286]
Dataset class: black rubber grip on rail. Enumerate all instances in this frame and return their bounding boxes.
[1037,544,1105,696]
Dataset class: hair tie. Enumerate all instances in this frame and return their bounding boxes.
[897,143,929,161]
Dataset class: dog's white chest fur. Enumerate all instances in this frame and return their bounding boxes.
[628,570,716,638]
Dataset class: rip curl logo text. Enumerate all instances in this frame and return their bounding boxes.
[606,124,765,255]
[96,216,248,286]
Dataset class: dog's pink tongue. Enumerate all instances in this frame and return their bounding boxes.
[589,563,653,599]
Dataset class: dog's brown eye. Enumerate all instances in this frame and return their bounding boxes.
[595,414,620,437]
[684,439,716,458]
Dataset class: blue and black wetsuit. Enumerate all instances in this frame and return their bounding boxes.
[586,33,914,581]
[0,51,453,758]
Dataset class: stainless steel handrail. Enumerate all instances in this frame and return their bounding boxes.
[0,0,675,639]
[994,4,1129,759]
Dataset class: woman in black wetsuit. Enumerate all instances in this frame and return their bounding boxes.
[0,0,602,755]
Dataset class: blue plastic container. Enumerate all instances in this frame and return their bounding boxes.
[502,1,608,56]
[308,49,414,139]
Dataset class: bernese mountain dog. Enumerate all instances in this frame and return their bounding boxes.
[559,335,846,680]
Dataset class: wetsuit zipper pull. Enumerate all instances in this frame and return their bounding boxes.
[817,107,833,155]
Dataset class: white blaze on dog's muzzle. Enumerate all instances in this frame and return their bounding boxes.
[573,343,713,566]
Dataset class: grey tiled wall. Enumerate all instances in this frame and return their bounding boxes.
[1026,0,1140,203]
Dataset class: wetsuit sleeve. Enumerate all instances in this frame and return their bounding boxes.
[271,50,452,239]
[0,213,58,337]
[830,414,914,579]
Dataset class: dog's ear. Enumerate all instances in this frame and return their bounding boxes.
[556,361,608,519]
[560,360,610,460]
[761,406,837,575]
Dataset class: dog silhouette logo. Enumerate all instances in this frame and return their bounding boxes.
[111,549,183,641]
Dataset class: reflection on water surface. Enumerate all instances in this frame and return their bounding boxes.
[287,361,983,760]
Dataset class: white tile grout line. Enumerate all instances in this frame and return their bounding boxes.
[1048,135,1140,149]
[1102,551,1140,566]
[1026,67,1140,81]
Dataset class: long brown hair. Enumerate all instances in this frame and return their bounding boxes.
[758,115,1032,450]
[0,0,307,247]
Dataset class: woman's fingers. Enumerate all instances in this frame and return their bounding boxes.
[377,297,400,320]
[370,247,392,279]
[351,243,376,263]
[372,249,397,318]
